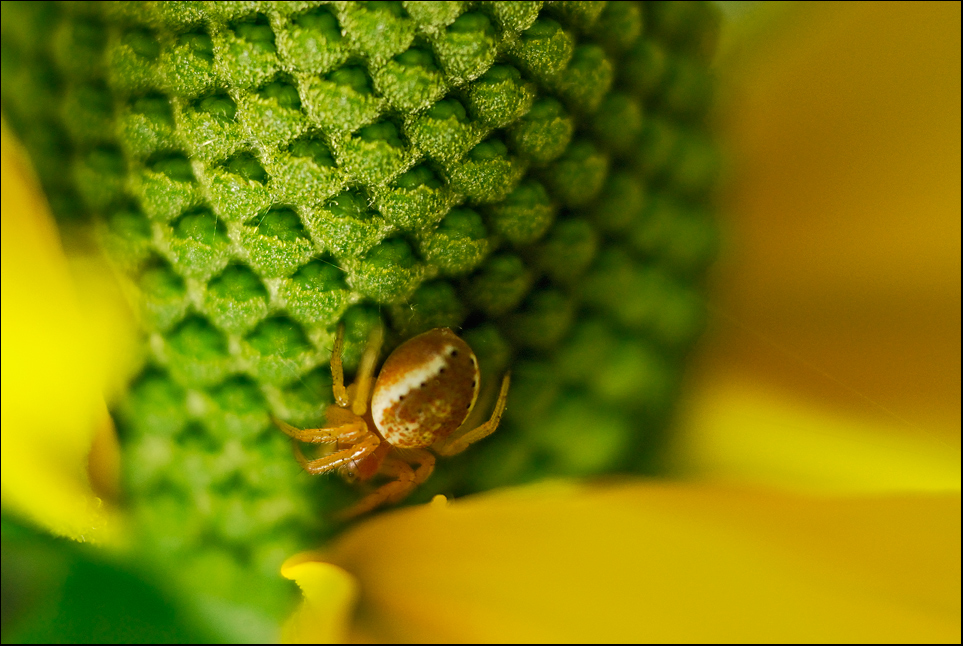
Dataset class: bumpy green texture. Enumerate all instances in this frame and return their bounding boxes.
[2,0,720,628]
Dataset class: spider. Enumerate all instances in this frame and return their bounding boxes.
[273,324,511,519]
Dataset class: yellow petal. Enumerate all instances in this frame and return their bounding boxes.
[281,558,359,644]
[314,482,959,642]
[714,1,961,436]
[0,122,121,540]
[673,373,961,495]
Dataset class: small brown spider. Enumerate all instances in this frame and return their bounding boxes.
[274,324,511,518]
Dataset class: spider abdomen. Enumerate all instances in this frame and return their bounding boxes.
[371,328,480,448]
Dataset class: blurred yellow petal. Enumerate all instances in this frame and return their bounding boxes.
[714,0,961,436]
[281,559,359,644]
[674,373,960,494]
[87,408,123,503]
[292,482,959,642]
[670,1,962,498]
[0,123,126,540]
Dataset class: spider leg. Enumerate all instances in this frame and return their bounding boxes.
[405,448,436,490]
[272,414,367,444]
[330,324,350,407]
[436,372,511,457]
[294,431,381,475]
[336,449,435,520]
[350,324,384,417]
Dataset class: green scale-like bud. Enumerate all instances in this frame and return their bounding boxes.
[2,0,720,626]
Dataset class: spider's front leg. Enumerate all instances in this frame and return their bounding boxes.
[274,406,381,476]
[293,430,381,476]
[329,322,385,415]
[272,406,367,444]
[351,324,384,416]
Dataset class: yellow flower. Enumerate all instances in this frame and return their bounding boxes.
[282,2,961,642]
